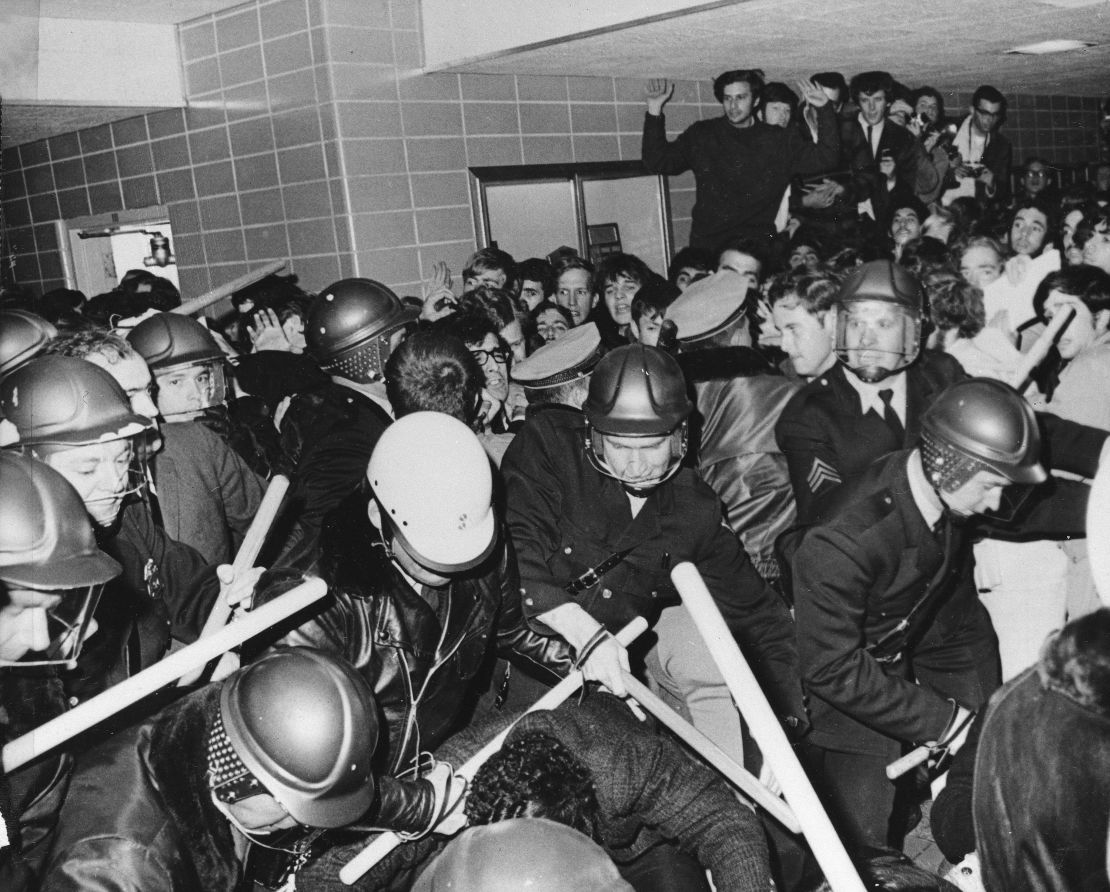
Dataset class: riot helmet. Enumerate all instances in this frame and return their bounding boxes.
[0,356,154,525]
[0,309,57,379]
[367,412,496,574]
[307,279,416,383]
[0,453,120,666]
[127,313,228,421]
[835,260,923,383]
[412,818,633,891]
[919,377,1045,503]
[582,344,692,495]
[212,648,378,829]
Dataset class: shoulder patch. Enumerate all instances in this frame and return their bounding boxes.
[807,457,841,493]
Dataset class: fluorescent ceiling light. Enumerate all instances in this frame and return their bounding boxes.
[1035,0,1104,8]
[1006,39,1096,54]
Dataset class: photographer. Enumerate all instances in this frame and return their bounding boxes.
[942,85,1013,206]
[906,86,955,205]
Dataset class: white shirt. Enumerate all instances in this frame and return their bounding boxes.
[843,366,907,428]
[906,447,944,530]
[857,114,885,158]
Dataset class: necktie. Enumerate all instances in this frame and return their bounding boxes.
[879,388,904,442]
[867,124,875,158]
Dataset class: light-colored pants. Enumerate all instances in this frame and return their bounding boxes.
[976,538,1068,681]
[644,603,746,768]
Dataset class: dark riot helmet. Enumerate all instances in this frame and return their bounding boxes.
[919,378,1046,494]
[0,452,120,667]
[213,648,379,829]
[306,279,416,383]
[834,260,923,383]
[0,356,154,448]
[126,313,228,420]
[583,344,693,494]
[0,310,57,379]
[412,819,634,892]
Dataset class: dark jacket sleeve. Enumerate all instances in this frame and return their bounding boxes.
[515,694,773,892]
[788,103,840,177]
[776,395,844,526]
[491,536,573,679]
[984,135,1013,204]
[930,706,984,864]
[641,113,694,176]
[793,522,955,744]
[1036,411,1108,479]
[125,506,219,644]
[501,422,578,628]
[209,429,267,550]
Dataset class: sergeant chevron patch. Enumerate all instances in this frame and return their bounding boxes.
[807,457,841,493]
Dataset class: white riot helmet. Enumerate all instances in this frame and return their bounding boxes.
[366,412,496,573]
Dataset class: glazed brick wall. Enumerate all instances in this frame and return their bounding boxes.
[0,0,1104,299]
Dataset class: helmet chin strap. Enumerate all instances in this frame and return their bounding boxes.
[584,429,687,495]
[839,351,909,384]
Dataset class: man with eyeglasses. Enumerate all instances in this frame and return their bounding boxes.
[943,85,1012,206]
[1015,157,1060,207]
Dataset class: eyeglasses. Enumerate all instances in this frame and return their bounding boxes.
[470,347,508,365]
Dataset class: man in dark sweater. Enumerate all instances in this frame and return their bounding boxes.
[641,70,840,250]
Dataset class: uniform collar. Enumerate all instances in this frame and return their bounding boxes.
[906,448,944,530]
[842,365,907,424]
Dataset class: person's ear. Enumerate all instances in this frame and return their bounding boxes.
[591,293,599,309]
[1095,309,1110,333]
[367,497,382,530]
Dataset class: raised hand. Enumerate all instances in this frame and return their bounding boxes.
[645,78,675,116]
[246,307,293,353]
[797,79,829,108]
[420,260,457,321]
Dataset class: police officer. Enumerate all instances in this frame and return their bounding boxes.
[127,312,230,423]
[278,278,415,561]
[791,378,1047,851]
[0,453,121,890]
[1,357,255,697]
[43,648,381,891]
[503,344,804,776]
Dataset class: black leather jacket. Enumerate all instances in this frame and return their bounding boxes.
[261,491,572,777]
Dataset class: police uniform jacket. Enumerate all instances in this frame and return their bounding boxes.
[72,501,218,700]
[502,409,804,721]
[792,450,969,756]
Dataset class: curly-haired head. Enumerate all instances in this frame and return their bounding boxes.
[1039,607,1110,716]
[466,731,599,839]
[924,272,984,339]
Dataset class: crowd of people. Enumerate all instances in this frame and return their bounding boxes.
[1,66,1110,892]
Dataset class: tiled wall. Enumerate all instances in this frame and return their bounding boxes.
[0,0,1105,301]
[945,89,1103,169]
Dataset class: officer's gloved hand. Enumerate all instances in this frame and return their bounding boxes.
[355,764,467,838]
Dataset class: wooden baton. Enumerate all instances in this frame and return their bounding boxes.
[3,578,327,774]
[176,474,290,686]
[1010,305,1074,394]
[173,259,286,317]
[619,670,801,832]
[671,562,867,892]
